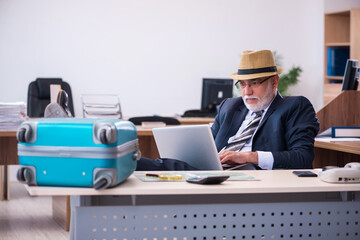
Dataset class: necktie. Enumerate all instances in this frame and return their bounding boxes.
[224,110,263,151]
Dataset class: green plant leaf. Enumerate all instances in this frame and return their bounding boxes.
[278,66,302,95]
[273,51,302,95]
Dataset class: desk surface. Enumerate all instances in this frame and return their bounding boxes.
[26,170,360,197]
[315,139,360,155]
[177,117,214,125]
[0,131,16,137]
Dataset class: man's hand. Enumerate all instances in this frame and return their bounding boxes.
[219,150,258,165]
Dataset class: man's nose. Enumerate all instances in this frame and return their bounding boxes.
[243,85,253,95]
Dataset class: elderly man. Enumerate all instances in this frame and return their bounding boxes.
[213,50,319,169]
[136,50,319,170]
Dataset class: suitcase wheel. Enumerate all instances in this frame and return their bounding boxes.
[99,126,115,144]
[94,174,113,190]
[17,167,33,184]
[17,124,33,143]
[99,128,109,144]
[96,123,117,144]
[17,128,26,143]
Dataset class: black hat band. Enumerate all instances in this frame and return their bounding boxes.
[237,66,277,75]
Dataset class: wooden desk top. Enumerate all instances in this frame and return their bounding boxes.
[25,170,360,197]
[0,131,17,137]
[177,117,214,125]
[135,127,154,136]
[315,139,360,155]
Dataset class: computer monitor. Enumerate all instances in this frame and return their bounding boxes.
[342,59,360,91]
[201,78,233,111]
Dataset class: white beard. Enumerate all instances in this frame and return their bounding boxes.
[243,84,276,112]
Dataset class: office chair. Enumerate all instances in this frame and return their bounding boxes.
[182,108,217,118]
[27,78,74,117]
[128,116,180,125]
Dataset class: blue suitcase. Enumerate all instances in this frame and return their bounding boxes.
[16,118,140,190]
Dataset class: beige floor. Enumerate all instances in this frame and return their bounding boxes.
[0,182,69,240]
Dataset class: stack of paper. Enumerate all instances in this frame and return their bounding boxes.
[0,102,27,131]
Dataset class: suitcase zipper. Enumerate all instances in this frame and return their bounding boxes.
[18,139,139,159]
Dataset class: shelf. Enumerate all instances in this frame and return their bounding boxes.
[325,9,351,15]
[325,43,350,47]
[323,9,360,105]
[325,76,343,85]
[324,10,350,44]
[325,76,343,80]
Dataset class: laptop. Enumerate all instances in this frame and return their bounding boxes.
[152,125,222,170]
[152,125,258,171]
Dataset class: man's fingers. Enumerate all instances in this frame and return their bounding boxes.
[219,151,234,163]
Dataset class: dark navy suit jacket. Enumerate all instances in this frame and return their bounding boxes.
[211,93,319,169]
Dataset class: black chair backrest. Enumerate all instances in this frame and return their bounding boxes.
[128,116,180,125]
[182,109,217,118]
[27,78,74,117]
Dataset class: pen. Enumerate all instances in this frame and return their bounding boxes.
[145,173,161,177]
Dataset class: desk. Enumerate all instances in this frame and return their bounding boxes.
[26,170,360,240]
[314,140,360,168]
[0,131,18,200]
[314,91,360,167]
[136,127,160,160]
[177,117,214,125]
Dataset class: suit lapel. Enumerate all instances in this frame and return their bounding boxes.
[256,92,283,131]
[219,93,283,150]
[220,101,248,148]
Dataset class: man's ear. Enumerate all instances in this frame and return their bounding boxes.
[272,75,280,89]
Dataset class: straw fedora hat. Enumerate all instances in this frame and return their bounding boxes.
[230,50,283,80]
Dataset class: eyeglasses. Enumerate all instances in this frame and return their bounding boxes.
[235,76,273,89]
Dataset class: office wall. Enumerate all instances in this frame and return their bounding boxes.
[324,0,360,13]
[0,0,324,117]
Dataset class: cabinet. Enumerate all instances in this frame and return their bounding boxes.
[324,9,360,105]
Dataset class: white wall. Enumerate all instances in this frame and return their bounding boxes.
[324,0,360,13]
[0,0,324,117]
[2,0,327,181]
